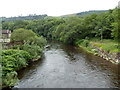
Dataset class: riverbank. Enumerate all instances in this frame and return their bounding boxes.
[13,42,119,88]
[1,49,31,88]
[76,39,120,64]
[1,29,47,89]
[1,49,45,89]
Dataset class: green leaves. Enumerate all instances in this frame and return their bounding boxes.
[10,28,46,60]
[111,8,120,41]
[2,26,46,87]
[2,49,31,87]
[11,28,37,43]
[22,43,43,59]
[3,71,18,87]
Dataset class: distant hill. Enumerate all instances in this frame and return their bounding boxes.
[1,14,47,22]
[76,10,108,16]
[1,10,108,21]
[61,10,108,18]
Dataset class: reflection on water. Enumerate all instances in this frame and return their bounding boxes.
[14,42,119,88]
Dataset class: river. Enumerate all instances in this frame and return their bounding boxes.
[14,42,119,88]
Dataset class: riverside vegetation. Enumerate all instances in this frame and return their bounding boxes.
[1,7,120,88]
[1,29,46,88]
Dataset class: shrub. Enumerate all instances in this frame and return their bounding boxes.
[82,40,89,47]
[76,39,89,47]
[33,36,47,48]
[1,49,31,87]
[75,39,84,45]
[3,71,18,87]
[10,28,47,60]
[22,43,43,59]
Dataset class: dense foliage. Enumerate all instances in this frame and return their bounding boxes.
[1,49,31,87]
[2,14,47,22]
[11,28,47,59]
[1,29,46,88]
[11,28,36,43]
[1,7,119,88]
[2,8,119,44]
[76,10,108,16]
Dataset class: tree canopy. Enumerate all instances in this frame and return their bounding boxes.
[3,8,119,44]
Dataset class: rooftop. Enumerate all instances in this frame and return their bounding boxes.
[1,30,11,34]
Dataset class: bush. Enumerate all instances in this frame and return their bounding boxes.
[22,43,43,59]
[10,28,47,60]
[82,40,89,47]
[33,36,47,48]
[1,49,31,87]
[75,39,84,45]
[76,39,89,47]
[3,71,18,87]
[3,28,46,87]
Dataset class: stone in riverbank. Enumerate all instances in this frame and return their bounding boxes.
[92,46,119,64]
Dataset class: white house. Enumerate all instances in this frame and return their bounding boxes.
[0,30,11,43]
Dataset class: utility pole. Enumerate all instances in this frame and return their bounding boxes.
[99,29,103,41]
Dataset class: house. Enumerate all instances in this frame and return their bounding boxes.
[2,30,11,39]
[0,30,11,42]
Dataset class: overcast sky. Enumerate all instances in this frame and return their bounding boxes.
[0,0,119,17]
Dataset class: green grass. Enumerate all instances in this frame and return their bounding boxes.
[91,39,119,53]
[77,40,99,55]
[76,39,119,55]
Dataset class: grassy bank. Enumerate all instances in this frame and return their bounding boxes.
[90,39,119,53]
[76,39,120,64]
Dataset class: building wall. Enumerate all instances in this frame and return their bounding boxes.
[0,39,10,42]
[2,33,11,39]
[0,30,11,43]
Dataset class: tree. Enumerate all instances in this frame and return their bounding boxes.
[11,28,37,43]
[111,8,120,41]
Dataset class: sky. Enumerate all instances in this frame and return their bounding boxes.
[0,0,119,17]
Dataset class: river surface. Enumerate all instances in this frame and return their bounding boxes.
[14,42,119,88]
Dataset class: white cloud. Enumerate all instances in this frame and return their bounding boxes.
[0,0,119,17]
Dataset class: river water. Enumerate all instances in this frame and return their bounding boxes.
[14,42,119,88]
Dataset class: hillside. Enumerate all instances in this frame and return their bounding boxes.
[1,14,47,22]
[76,10,108,16]
[1,10,109,21]
[61,10,108,18]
